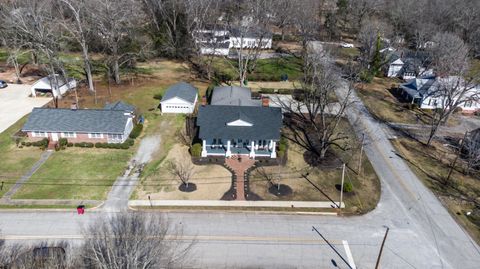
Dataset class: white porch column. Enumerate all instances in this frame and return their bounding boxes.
[255,140,259,150]
[226,140,232,157]
[249,141,255,158]
[270,141,277,158]
[268,140,273,150]
[201,139,207,157]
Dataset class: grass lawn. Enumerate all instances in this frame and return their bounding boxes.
[392,138,480,244]
[250,120,380,214]
[134,144,232,200]
[356,77,427,124]
[0,116,44,198]
[12,148,132,200]
[210,56,303,82]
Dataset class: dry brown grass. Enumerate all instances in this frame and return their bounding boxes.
[250,120,381,214]
[136,144,232,200]
[392,138,480,243]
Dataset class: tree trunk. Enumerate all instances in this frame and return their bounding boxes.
[113,58,121,85]
[12,57,21,84]
[82,46,95,92]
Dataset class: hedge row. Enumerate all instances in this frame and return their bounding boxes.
[258,88,294,95]
[94,139,134,149]
[21,138,49,148]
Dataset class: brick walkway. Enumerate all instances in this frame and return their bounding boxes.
[225,155,255,201]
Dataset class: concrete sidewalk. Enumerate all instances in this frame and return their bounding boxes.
[129,200,344,208]
[1,150,53,201]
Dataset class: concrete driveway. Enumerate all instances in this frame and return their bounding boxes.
[0,83,50,133]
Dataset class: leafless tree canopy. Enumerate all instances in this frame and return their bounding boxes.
[278,49,353,161]
[166,158,194,187]
[81,213,192,269]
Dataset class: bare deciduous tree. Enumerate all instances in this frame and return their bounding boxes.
[89,0,144,85]
[57,0,95,93]
[224,0,276,86]
[277,49,353,162]
[81,213,193,269]
[166,158,194,188]
[463,131,480,174]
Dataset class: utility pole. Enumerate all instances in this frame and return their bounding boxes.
[358,133,365,176]
[312,226,353,269]
[375,227,390,269]
[339,163,346,211]
[446,131,468,184]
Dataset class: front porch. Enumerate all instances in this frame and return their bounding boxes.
[201,138,277,158]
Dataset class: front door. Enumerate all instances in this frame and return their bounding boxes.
[51,132,59,141]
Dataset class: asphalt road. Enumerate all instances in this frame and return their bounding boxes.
[1,71,480,267]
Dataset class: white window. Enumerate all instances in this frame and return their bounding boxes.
[32,131,47,137]
[89,133,103,138]
[107,134,123,140]
[61,132,76,138]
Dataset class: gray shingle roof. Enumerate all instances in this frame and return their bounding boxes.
[211,86,261,106]
[161,82,198,104]
[104,101,135,113]
[22,108,130,134]
[197,105,282,140]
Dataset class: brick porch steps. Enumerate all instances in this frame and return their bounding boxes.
[47,140,57,150]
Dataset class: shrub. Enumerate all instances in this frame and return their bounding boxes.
[67,142,74,147]
[25,142,32,147]
[32,138,49,148]
[343,182,353,193]
[259,88,276,94]
[126,138,135,146]
[129,124,143,139]
[21,141,26,146]
[359,70,373,83]
[153,93,163,100]
[277,149,286,158]
[277,89,293,94]
[191,143,202,157]
[95,142,106,148]
[59,138,68,148]
[75,142,94,148]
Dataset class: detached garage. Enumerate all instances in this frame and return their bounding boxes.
[160,82,198,114]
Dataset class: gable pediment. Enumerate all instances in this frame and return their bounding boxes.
[226,119,253,126]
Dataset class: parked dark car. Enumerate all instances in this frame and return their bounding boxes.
[0,80,8,88]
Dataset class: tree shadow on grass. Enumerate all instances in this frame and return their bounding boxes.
[268,184,293,197]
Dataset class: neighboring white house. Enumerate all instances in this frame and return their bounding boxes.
[160,82,198,114]
[399,76,480,113]
[383,50,432,80]
[195,26,272,56]
[31,74,77,98]
[229,28,272,49]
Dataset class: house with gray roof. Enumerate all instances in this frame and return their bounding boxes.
[399,75,480,113]
[160,82,198,114]
[104,101,136,114]
[383,49,433,80]
[22,107,134,144]
[197,100,282,158]
[211,85,262,107]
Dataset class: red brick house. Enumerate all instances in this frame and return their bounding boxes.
[22,106,134,144]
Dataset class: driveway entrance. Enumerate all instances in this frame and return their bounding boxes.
[0,84,51,133]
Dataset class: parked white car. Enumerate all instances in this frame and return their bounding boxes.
[340,42,354,48]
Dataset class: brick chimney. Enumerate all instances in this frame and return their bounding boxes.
[201,95,207,106]
[262,96,270,107]
[71,102,78,110]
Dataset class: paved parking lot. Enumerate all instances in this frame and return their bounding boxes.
[0,83,51,133]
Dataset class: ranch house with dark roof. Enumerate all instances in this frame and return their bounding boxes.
[22,107,135,144]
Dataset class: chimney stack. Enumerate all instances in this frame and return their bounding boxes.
[71,102,78,110]
[201,95,207,106]
[262,96,269,107]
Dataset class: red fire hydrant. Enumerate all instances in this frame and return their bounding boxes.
[76,205,85,215]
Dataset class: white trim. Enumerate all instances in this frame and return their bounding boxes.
[61,132,77,138]
[227,119,253,126]
[88,133,104,139]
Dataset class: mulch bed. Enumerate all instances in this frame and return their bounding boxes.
[178,183,197,192]
[268,184,293,197]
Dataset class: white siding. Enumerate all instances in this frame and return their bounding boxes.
[160,96,197,114]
